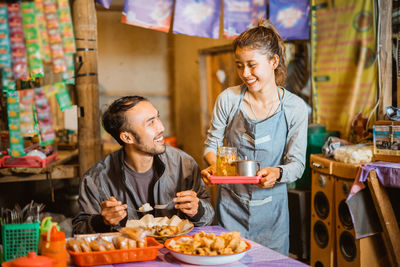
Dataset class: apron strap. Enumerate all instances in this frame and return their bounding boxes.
[226,84,247,127]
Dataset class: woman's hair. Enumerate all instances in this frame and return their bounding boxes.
[233,19,287,86]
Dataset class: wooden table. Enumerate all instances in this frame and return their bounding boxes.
[354,162,400,267]
[367,169,400,267]
[68,226,309,267]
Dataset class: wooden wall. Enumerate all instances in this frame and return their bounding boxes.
[171,35,230,166]
[96,8,231,166]
[96,10,172,138]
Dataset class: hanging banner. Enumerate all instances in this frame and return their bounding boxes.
[311,0,377,139]
[173,0,220,39]
[223,0,266,39]
[121,0,173,32]
[269,0,309,40]
[96,0,112,9]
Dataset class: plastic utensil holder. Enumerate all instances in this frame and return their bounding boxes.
[1,222,40,262]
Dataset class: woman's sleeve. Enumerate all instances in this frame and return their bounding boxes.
[204,89,236,156]
[278,98,308,184]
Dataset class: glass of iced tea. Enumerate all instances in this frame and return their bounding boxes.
[216,147,237,176]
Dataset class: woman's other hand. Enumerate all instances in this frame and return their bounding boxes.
[201,165,216,185]
[257,167,281,188]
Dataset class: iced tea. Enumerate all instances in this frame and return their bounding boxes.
[216,147,237,176]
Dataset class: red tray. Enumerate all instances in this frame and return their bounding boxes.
[209,175,261,184]
[0,152,58,168]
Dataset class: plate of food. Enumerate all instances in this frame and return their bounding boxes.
[164,231,251,265]
[126,214,194,242]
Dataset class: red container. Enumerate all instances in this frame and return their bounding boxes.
[67,237,163,266]
[209,175,261,184]
[2,252,54,267]
[41,226,67,267]
[0,152,58,168]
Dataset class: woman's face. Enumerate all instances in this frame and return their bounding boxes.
[234,46,278,93]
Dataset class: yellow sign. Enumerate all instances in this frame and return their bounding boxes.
[311,0,377,139]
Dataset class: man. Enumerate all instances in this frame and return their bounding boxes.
[73,96,214,234]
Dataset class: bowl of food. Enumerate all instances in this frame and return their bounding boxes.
[126,214,194,242]
[164,231,251,265]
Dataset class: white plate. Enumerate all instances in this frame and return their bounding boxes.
[168,250,248,265]
[164,236,251,265]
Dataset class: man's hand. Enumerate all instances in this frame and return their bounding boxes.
[201,165,216,185]
[100,196,128,226]
[257,167,281,188]
[173,190,199,217]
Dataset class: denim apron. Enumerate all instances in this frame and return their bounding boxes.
[216,86,289,255]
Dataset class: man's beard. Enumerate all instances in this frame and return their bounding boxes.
[136,140,166,155]
[130,130,166,155]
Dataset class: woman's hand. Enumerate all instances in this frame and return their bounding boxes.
[201,165,216,185]
[257,167,281,188]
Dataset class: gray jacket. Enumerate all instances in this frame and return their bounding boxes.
[73,146,214,234]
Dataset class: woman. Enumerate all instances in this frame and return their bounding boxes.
[201,20,308,255]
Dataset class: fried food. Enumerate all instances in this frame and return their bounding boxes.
[168,231,248,256]
[66,232,147,254]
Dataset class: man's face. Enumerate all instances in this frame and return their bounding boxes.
[124,101,166,155]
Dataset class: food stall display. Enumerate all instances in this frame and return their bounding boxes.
[0,0,75,163]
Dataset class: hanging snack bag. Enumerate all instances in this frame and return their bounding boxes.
[62,53,74,84]
[19,89,37,137]
[7,3,29,80]
[1,68,16,93]
[43,82,58,97]
[7,90,26,157]
[34,0,52,63]
[0,3,12,69]
[55,82,72,111]
[43,0,66,73]
[21,2,44,78]
[34,86,56,145]
[56,0,75,54]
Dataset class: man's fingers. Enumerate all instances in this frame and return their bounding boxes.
[106,211,127,225]
[102,208,127,223]
[175,202,198,210]
[176,190,197,197]
[174,198,199,207]
[101,200,122,208]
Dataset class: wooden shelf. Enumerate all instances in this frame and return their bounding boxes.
[0,149,79,183]
[0,164,79,183]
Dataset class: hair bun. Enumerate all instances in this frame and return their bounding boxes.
[258,19,273,28]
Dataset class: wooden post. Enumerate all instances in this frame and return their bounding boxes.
[378,0,392,119]
[72,0,101,176]
[367,169,400,267]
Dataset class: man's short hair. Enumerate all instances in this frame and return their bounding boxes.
[102,96,148,146]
